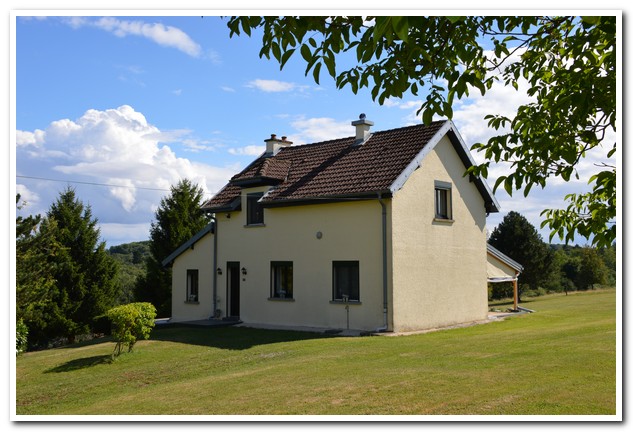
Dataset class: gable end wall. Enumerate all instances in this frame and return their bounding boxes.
[390,135,488,331]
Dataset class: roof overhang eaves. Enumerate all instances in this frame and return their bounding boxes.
[389,120,500,213]
[445,126,501,213]
[487,243,524,273]
[230,176,284,187]
[201,197,242,213]
[389,120,452,194]
[260,191,393,208]
[161,222,215,267]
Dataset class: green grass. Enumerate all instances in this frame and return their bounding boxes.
[16,289,617,416]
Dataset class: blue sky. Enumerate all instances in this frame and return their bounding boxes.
[13,12,619,247]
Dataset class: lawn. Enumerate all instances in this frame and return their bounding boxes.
[15,289,617,417]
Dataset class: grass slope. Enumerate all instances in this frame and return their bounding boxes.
[16,290,617,416]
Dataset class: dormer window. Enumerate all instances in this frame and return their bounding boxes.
[247,192,264,225]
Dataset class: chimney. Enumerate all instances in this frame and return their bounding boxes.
[265,134,292,155]
[351,113,374,145]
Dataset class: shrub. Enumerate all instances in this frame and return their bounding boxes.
[16,319,29,355]
[105,302,156,357]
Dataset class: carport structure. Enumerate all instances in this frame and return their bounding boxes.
[486,244,524,311]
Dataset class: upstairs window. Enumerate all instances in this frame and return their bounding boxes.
[186,269,199,302]
[333,261,360,302]
[270,261,293,299]
[247,192,264,225]
[434,181,452,220]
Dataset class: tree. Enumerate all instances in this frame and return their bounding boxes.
[29,188,119,346]
[134,179,210,317]
[15,195,59,326]
[105,302,156,357]
[488,211,553,295]
[576,246,608,290]
[226,16,616,247]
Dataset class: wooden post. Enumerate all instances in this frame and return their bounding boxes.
[513,272,519,311]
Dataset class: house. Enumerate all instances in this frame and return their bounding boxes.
[162,115,502,333]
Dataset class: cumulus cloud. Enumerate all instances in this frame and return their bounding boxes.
[16,105,236,224]
[64,17,203,58]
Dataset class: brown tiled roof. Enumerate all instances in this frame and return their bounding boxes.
[232,157,292,185]
[202,120,498,212]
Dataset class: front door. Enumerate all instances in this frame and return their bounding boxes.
[227,262,240,318]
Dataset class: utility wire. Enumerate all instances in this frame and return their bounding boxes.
[16,175,215,195]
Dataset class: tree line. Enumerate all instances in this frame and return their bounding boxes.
[16,179,208,352]
[488,211,615,302]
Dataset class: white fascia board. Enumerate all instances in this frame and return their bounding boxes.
[389,120,453,194]
[389,120,500,213]
[447,123,501,212]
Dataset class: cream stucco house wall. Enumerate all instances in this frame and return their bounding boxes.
[163,116,501,333]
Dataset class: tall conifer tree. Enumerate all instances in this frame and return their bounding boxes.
[134,179,210,317]
[30,187,119,345]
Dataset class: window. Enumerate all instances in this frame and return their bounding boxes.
[186,269,199,302]
[247,192,264,225]
[434,181,452,220]
[333,261,360,302]
[270,261,293,299]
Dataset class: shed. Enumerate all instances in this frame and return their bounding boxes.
[487,244,524,311]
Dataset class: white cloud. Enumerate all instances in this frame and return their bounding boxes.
[65,17,203,58]
[16,105,236,219]
[16,129,45,147]
[221,86,236,93]
[228,145,265,156]
[289,117,353,144]
[246,79,299,93]
[16,184,40,208]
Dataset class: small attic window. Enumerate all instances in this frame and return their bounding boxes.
[246,192,264,225]
[434,181,452,220]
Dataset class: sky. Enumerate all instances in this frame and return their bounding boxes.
[12,12,620,247]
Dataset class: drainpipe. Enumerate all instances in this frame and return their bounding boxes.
[211,215,218,320]
[376,194,389,332]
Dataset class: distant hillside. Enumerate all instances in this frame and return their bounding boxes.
[107,241,150,304]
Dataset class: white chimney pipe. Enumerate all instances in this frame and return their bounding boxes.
[351,113,374,145]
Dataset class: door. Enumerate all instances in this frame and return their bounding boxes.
[227,262,240,318]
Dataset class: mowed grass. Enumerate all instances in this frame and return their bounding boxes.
[16,289,617,416]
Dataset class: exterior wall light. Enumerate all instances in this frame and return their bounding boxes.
[241,267,247,275]
[216,267,222,275]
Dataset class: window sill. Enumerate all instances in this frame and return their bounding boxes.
[267,297,295,302]
[244,223,266,228]
[184,300,199,305]
[433,217,454,225]
[330,300,362,305]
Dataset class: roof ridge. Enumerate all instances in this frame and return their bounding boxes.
[278,120,449,152]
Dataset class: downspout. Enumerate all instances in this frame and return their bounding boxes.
[376,194,389,332]
[210,214,218,320]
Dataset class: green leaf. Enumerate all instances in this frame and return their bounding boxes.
[280,48,295,69]
[422,108,433,125]
[300,44,313,63]
[446,16,465,24]
[391,16,409,42]
[312,62,322,85]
